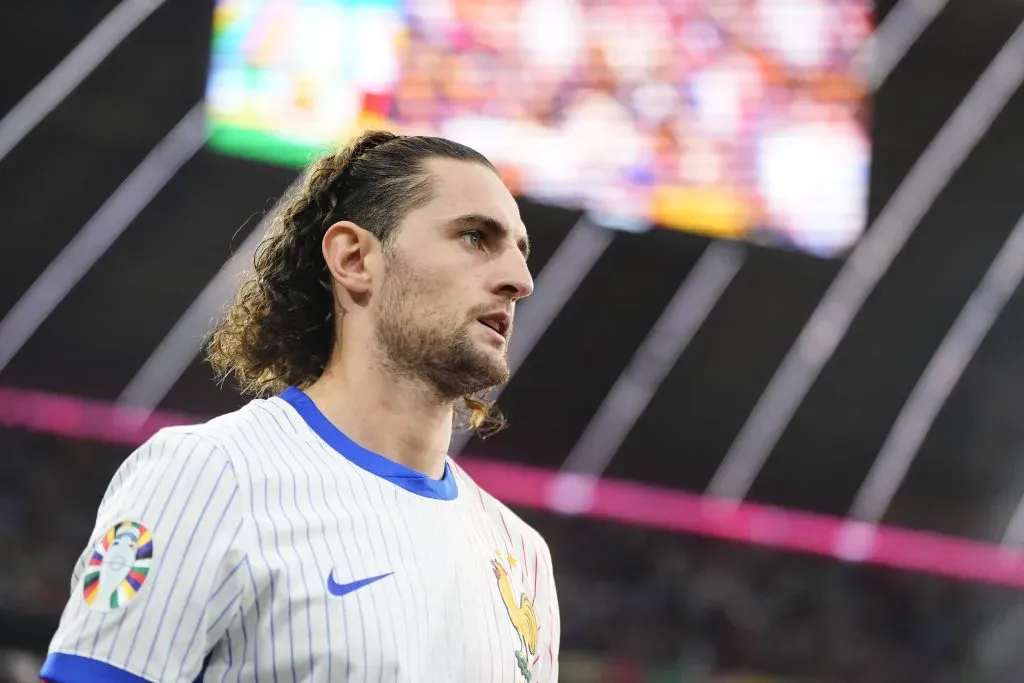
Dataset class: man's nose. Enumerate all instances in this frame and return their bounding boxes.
[496,250,534,301]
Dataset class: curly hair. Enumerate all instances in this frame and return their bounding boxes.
[206,130,506,435]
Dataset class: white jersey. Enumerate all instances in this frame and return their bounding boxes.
[41,387,560,683]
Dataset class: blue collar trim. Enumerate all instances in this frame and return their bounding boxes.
[279,386,458,501]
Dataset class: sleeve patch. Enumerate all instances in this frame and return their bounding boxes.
[83,520,153,613]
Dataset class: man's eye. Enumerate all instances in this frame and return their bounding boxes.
[461,231,484,249]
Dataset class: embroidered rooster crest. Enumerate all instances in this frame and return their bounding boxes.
[491,552,539,681]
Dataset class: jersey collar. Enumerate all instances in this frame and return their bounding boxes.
[279,386,459,501]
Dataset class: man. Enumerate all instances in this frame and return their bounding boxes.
[40,132,560,682]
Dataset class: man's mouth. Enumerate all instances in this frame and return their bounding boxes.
[477,312,511,339]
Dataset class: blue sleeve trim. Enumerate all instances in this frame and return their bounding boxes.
[192,652,213,683]
[40,653,153,683]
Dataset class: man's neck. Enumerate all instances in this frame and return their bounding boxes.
[302,357,454,480]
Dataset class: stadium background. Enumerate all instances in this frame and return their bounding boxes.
[4,0,1024,680]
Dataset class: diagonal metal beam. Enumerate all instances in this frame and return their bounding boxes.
[852,209,1024,523]
[1004,492,1024,547]
[503,217,614,377]
[707,20,1024,504]
[1004,489,1024,547]
[854,0,951,91]
[1000,411,1024,547]
[0,0,166,164]
[116,176,304,422]
[0,103,206,376]
[557,241,745,493]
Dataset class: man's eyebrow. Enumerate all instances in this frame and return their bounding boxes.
[449,213,531,259]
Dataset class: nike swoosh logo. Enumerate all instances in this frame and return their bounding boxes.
[327,570,393,597]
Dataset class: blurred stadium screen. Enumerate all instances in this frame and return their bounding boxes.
[204,0,873,257]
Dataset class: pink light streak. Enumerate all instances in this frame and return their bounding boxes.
[3,385,1024,588]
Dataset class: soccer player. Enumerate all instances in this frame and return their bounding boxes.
[40,132,560,682]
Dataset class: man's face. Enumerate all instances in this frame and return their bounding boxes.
[373,158,533,399]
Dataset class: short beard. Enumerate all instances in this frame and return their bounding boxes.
[373,253,509,401]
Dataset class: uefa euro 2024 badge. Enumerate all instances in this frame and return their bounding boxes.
[83,521,154,612]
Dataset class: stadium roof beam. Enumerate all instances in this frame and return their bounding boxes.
[551,240,745,514]
[0,103,206,376]
[851,208,1024,523]
[0,0,166,164]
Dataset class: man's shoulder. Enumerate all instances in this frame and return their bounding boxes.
[450,459,551,557]
[135,395,297,462]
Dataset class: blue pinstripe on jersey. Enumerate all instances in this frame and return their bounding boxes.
[223,630,234,680]
[209,555,248,604]
[261,405,335,683]
[236,421,299,683]
[241,555,259,683]
[220,426,281,683]
[176,520,246,679]
[141,458,231,677]
[282,413,355,683]
[238,592,254,683]
[385,485,427,671]
[367,477,416,670]
[247,410,321,682]
[162,486,240,680]
[335,438,389,683]
[360,475,407,671]
[206,595,241,646]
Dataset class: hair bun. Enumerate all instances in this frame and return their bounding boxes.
[347,130,400,164]
[330,131,401,202]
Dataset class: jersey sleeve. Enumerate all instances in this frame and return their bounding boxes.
[40,428,252,683]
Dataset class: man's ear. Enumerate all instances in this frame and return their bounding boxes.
[322,220,381,299]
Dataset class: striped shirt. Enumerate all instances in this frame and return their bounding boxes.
[41,386,560,683]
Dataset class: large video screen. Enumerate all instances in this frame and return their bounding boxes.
[205,0,873,257]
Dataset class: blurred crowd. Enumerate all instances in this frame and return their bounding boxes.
[393,0,871,254]
[0,440,99,621]
[2,435,1019,683]
[535,512,996,683]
